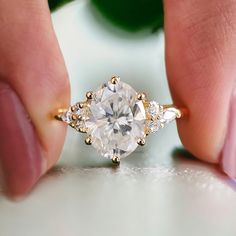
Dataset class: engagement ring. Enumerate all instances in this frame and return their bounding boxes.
[55,76,184,164]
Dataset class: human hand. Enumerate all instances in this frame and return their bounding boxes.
[1,0,236,199]
[0,0,70,198]
[164,0,236,177]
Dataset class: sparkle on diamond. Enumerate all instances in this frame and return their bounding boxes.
[85,81,146,159]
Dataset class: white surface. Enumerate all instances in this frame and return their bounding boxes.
[0,1,236,236]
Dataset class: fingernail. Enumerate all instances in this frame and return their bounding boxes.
[0,81,46,198]
[221,86,236,178]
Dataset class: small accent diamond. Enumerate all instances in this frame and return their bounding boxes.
[146,101,160,119]
[146,120,162,133]
[159,108,177,124]
[61,111,73,123]
[75,120,87,131]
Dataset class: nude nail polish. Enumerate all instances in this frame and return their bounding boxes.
[0,81,46,198]
[221,86,236,178]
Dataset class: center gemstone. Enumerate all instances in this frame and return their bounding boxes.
[85,80,146,159]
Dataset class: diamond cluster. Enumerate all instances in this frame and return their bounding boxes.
[145,101,180,133]
[59,103,88,132]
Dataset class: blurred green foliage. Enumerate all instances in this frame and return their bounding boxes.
[91,0,163,31]
[48,0,74,11]
[48,0,163,31]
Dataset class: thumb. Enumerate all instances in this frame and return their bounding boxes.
[164,0,236,171]
[0,0,70,197]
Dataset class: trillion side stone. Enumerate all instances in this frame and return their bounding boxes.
[85,81,146,159]
[61,111,72,124]
[159,108,177,124]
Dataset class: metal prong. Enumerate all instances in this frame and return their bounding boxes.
[70,123,76,128]
[78,127,87,133]
[144,126,150,136]
[112,156,120,164]
[71,114,78,121]
[78,102,88,109]
[86,91,93,100]
[54,108,68,121]
[137,138,146,146]
[137,92,146,101]
[77,115,83,121]
[85,136,92,145]
[175,109,182,118]
[110,75,120,84]
[70,106,76,112]
[55,114,62,121]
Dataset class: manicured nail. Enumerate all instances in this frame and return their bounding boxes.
[221,86,236,178]
[0,81,46,198]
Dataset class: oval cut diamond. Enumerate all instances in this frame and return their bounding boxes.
[85,81,146,159]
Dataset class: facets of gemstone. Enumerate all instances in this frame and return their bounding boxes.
[146,101,160,119]
[85,81,146,159]
[159,108,177,124]
[60,104,91,128]
[146,120,162,133]
[72,106,90,130]
[77,106,90,120]
[61,111,73,123]
[75,120,87,131]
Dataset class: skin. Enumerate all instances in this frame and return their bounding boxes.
[0,0,70,167]
[165,0,236,162]
[0,0,70,197]
[0,0,236,197]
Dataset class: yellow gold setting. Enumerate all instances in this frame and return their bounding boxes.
[55,75,184,164]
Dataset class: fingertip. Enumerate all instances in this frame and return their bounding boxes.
[164,0,236,164]
[0,80,47,198]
